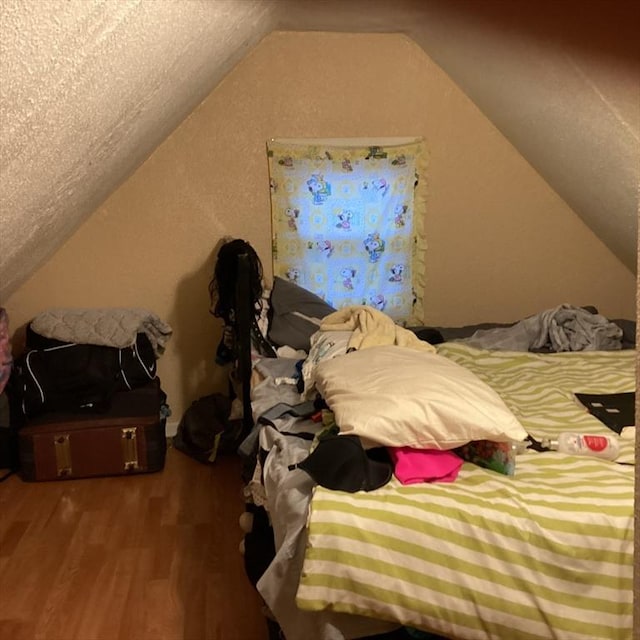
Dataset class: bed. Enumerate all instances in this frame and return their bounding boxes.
[222,243,635,640]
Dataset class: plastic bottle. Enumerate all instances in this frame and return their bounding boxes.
[541,432,620,461]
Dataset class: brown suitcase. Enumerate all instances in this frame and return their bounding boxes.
[18,383,167,481]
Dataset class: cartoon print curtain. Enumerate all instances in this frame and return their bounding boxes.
[267,138,426,324]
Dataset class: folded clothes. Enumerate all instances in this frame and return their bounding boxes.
[389,447,463,484]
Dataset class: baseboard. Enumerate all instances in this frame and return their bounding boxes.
[166,419,179,438]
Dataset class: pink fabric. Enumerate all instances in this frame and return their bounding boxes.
[389,447,463,485]
[0,308,12,396]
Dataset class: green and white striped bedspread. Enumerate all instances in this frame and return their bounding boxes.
[296,345,635,640]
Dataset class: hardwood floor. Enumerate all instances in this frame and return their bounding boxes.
[0,445,269,640]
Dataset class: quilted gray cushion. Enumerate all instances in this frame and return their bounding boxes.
[30,308,172,356]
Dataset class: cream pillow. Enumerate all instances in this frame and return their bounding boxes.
[314,345,527,449]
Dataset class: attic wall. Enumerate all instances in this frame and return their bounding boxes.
[274,0,640,271]
[4,32,635,421]
[0,0,276,301]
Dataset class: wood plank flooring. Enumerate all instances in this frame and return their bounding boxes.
[0,445,269,640]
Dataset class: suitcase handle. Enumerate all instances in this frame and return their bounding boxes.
[54,434,72,477]
[121,428,139,471]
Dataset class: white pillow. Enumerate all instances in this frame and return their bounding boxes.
[314,345,527,449]
[301,330,352,398]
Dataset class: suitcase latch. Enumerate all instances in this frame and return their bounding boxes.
[121,428,139,471]
[54,434,72,477]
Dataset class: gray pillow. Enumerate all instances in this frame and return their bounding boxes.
[268,277,335,351]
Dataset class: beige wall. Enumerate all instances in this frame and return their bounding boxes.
[5,31,636,421]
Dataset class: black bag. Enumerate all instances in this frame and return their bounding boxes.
[172,393,242,464]
[0,390,19,480]
[25,327,157,391]
[12,333,158,419]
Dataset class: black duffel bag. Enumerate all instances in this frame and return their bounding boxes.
[12,331,157,420]
[173,393,243,465]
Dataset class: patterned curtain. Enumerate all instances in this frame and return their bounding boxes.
[267,138,426,324]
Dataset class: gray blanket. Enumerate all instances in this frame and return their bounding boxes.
[31,308,173,356]
[459,304,623,352]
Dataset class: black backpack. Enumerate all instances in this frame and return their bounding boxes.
[172,393,243,464]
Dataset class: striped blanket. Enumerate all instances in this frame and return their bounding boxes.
[296,345,635,640]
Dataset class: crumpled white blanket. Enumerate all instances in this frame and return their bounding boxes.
[320,305,436,353]
[256,424,400,640]
[30,307,173,356]
[459,304,622,352]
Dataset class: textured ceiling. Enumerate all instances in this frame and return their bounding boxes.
[1,0,638,302]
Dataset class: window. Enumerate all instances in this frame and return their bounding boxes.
[267,138,426,324]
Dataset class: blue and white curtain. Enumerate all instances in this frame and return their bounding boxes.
[267,138,426,324]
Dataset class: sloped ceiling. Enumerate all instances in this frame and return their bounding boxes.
[1,0,638,302]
